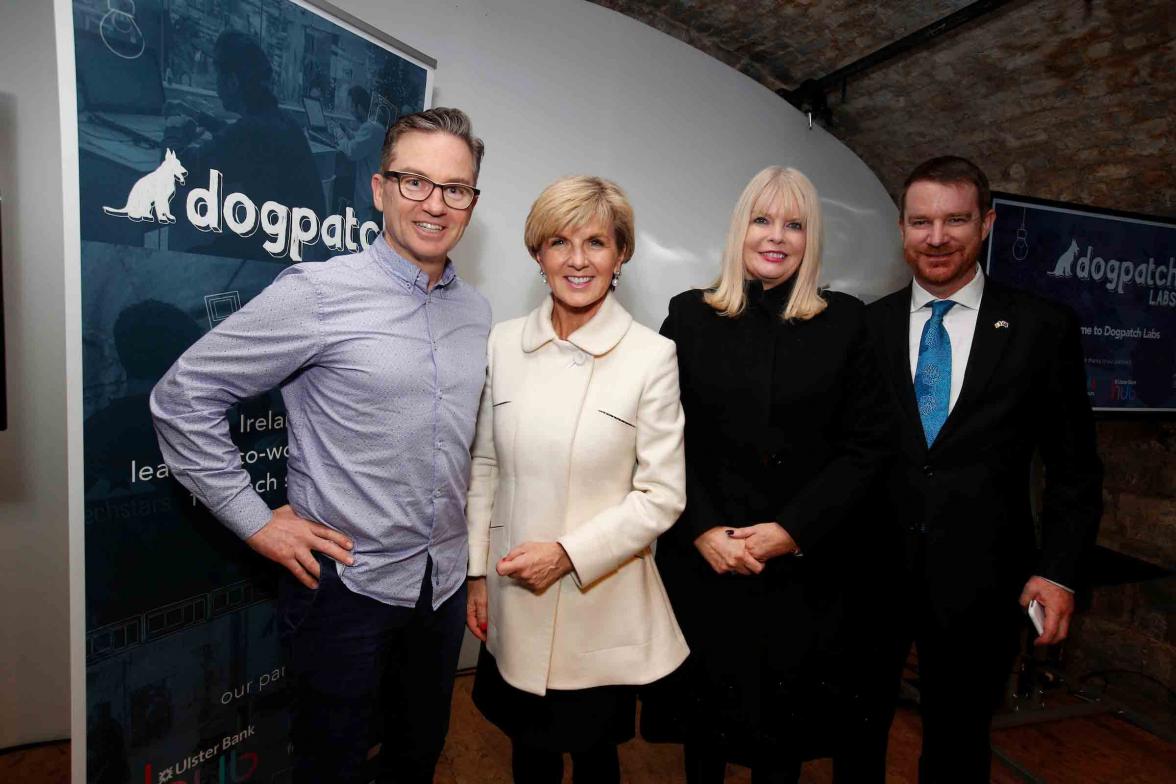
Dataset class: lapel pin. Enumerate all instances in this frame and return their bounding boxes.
[994,320,1009,329]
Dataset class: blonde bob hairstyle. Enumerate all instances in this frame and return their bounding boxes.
[524,176,636,265]
[704,166,827,322]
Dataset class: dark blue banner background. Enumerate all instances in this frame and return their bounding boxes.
[986,194,1175,411]
[74,1,428,780]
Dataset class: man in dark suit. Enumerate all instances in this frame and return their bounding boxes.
[864,156,1102,781]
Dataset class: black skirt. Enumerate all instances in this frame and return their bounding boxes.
[472,646,637,752]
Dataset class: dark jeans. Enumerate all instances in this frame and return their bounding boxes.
[279,555,466,784]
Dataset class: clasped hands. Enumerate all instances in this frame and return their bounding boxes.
[694,523,799,576]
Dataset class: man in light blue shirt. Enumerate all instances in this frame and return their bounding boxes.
[151,107,490,784]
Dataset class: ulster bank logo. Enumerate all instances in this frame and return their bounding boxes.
[102,148,188,223]
[101,157,382,263]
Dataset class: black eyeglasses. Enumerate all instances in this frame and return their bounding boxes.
[382,171,480,210]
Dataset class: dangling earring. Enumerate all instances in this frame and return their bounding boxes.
[611,269,621,288]
[539,267,548,283]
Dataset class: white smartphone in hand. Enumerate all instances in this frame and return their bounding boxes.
[1027,599,1045,635]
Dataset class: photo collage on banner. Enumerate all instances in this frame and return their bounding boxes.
[72,1,431,780]
[986,194,1176,412]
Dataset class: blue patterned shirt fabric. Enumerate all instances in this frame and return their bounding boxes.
[150,239,492,609]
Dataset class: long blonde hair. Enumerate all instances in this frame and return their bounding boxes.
[704,166,827,321]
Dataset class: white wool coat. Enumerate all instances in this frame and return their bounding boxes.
[466,294,689,696]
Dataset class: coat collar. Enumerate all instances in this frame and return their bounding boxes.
[521,293,633,356]
[746,276,796,314]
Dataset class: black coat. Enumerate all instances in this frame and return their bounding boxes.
[642,281,891,762]
[864,279,1103,621]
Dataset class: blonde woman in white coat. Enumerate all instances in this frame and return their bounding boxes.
[465,176,689,784]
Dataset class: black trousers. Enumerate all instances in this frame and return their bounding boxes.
[683,742,800,784]
[858,567,1022,783]
[511,740,620,784]
[278,556,466,784]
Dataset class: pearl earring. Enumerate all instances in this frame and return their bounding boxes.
[611,270,621,288]
[539,268,548,283]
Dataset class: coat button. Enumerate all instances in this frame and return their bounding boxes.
[922,464,934,477]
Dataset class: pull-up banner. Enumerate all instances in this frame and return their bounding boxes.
[68,1,432,780]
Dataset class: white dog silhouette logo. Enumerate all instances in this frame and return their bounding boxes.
[103,148,187,223]
[1047,238,1079,278]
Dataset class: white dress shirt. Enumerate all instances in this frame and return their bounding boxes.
[906,265,1071,593]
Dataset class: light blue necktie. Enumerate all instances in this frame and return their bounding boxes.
[915,300,956,447]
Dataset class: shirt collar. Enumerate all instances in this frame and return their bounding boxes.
[910,264,985,312]
[372,234,457,293]
[521,293,633,356]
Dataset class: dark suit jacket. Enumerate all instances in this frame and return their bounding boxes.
[865,278,1102,621]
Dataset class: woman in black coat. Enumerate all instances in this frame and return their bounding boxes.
[643,167,891,783]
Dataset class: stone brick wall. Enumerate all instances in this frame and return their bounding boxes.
[597,0,1176,720]
[826,0,1174,217]
[590,0,972,90]
[1070,421,1176,719]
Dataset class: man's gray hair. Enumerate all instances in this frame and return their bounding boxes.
[379,107,485,182]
